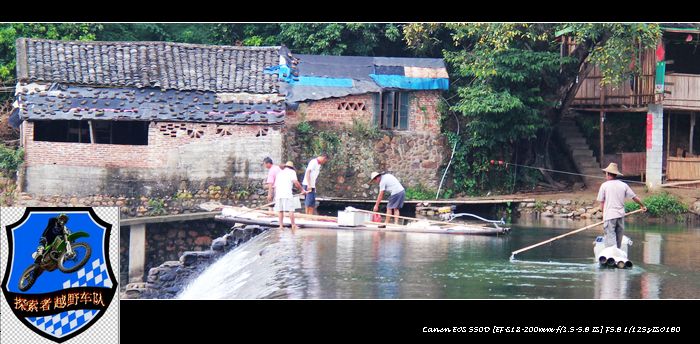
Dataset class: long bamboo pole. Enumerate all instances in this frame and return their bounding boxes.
[510,208,645,260]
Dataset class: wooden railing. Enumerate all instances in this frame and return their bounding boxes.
[569,47,656,110]
[667,157,700,180]
[663,73,700,110]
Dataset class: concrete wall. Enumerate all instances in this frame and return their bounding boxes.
[646,104,664,188]
[22,121,283,196]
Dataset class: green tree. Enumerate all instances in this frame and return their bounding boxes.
[0,23,102,84]
[278,23,406,56]
[405,23,661,195]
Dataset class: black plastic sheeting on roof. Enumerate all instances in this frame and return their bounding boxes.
[16,84,285,125]
[282,80,382,104]
[373,57,445,68]
[9,108,21,128]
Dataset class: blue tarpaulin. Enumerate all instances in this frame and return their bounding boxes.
[369,74,449,90]
[295,76,354,87]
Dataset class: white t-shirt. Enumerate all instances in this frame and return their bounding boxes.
[597,179,637,221]
[302,158,321,188]
[379,174,405,195]
[274,168,298,199]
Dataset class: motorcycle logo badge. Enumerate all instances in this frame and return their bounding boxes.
[1,208,117,343]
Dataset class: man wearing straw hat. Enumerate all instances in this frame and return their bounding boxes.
[274,161,308,230]
[370,172,405,225]
[597,163,647,249]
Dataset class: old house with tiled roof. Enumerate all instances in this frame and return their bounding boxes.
[11,38,449,199]
[12,38,289,195]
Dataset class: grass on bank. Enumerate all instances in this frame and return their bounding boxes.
[625,192,688,217]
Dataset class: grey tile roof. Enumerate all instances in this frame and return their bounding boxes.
[17,84,285,125]
[15,38,283,94]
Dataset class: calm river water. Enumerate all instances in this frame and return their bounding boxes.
[178,217,700,299]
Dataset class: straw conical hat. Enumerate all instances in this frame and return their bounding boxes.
[602,163,623,176]
[369,172,384,181]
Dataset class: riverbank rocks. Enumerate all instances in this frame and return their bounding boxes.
[518,199,603,220]
[122,224,270,299]
[12,183,267,218]
[692,200,700,214]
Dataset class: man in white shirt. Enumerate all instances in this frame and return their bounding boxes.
[370,172,406,225]
[597,163,647,249]
[274,161,308,230]
[302,153,329,215]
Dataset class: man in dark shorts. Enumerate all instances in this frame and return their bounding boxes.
[597,163,647,248]
[302,153,329,215]
[370,172,405,225]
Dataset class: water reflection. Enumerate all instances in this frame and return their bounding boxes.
[594,269,629,299]
[640,273,661,299]
[178,220,700,299]
[643,233,663,265]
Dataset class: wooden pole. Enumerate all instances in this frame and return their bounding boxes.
[690,112,696,156]
[88,120,95,144]
[600,111,605,167]
[666,112,671,176]
[510,208,645,259]
[600,86,606,167]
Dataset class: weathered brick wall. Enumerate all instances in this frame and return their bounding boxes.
[286,90,442,134]
[22,121,283,196]
[286,93,376,127]
[283,90,446,198]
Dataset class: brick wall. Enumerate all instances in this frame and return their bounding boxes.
[286,90,442,134]
[286,93,375,128]
[22,121,283,196]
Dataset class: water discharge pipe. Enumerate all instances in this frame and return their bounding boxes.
[436,111,460,200]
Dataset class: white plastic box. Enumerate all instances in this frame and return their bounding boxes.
[337,211,366,226]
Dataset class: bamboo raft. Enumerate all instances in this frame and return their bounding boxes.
[215,206,510,236]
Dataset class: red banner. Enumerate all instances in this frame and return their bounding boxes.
[646,113,653,150]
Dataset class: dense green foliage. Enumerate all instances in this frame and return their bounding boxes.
[295,120,340,158]
[0,144,23,177]
[405,23,661,195]
[0,23,101,82]
[625,193,688,217]
[404,184,436,200]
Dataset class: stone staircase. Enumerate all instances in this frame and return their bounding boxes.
[558,116,603,189]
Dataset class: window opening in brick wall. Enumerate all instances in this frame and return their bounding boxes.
[34,120,148,145]
[256,128,269,137]
[216,126,233,136]
[337,102,366,111]
[377,91,409,130]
